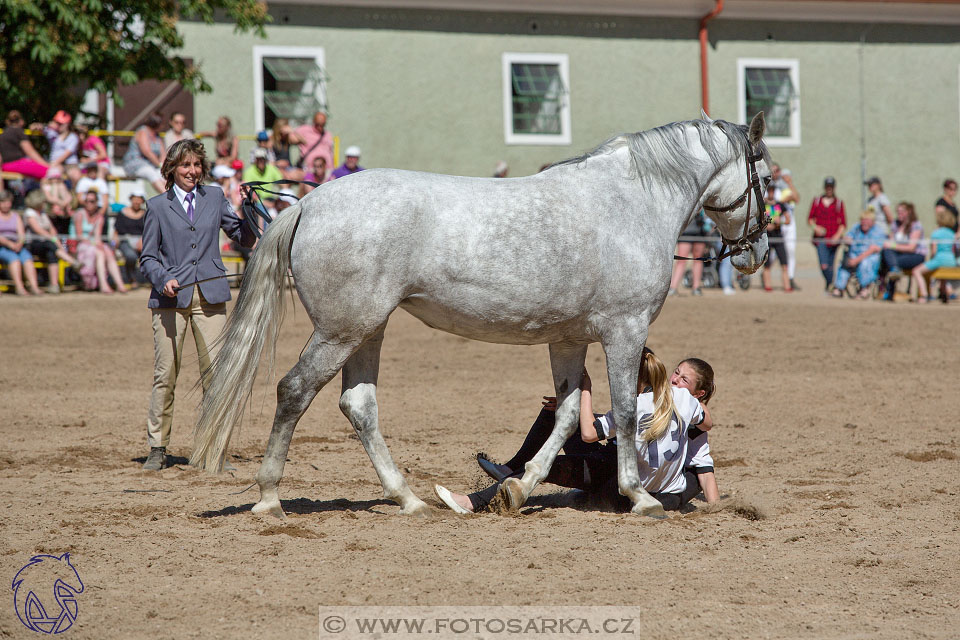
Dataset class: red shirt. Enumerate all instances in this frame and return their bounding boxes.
[808,196,846,246]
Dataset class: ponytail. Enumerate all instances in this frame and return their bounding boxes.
[639,349,677,443]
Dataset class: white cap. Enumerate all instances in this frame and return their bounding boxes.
[344,145,361,157]
[130,188,147,199]
[211,165,236,179]
[278,188,298,204]
[253,147,269,159]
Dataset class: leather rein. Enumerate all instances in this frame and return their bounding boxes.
[674,147,769,265]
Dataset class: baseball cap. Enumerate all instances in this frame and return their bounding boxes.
[864,176,881,186]
[256,130,269,142]
[130,188,147,199]
[278,188,298,204]
[344,146,361,157]
[53,110,72,125]
[253,148,269,160]
[231,159,244,171]
[824,176,836,186]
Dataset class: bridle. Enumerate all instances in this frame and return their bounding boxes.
[675,145,769,265]
[702,147,769,262]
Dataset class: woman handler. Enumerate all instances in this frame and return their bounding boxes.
[138,139,256,471]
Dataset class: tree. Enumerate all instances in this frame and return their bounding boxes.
[0,0,270,122]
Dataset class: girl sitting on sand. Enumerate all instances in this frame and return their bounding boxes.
[434,349,716,513]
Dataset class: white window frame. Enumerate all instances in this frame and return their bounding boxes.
[253,45,326,131]
[502,52,571,146]
[737,58,800,147]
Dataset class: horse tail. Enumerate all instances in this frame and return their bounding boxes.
[190,202,303,472]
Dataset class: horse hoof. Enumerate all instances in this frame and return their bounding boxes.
[400,500,432,518]
[499,478,527,511]
[631,500,667,519]
[252,500,286,520]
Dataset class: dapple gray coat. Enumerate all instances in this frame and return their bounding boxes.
[191,115,770,519]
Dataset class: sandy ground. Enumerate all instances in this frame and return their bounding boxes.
[1,270,958,639]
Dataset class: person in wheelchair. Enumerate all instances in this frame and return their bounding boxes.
[832,209,888,299]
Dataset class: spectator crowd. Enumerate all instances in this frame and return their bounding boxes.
[0,108,365,297]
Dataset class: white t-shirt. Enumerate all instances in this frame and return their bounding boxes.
[23,207,54,233]
[685,431,714,470]
[595,387,704,494]
[75,177,110,205]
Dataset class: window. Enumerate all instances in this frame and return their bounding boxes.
[737,58,800,146]
[502,53,571,145]
[253,46,328,130]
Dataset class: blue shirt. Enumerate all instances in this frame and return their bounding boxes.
[844,223,887,259]
[930,226,955,260]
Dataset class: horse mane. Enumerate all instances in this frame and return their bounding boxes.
[550,118,771,196]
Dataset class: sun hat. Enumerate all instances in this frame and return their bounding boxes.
[278,188,298,204]
[211,165,236,179]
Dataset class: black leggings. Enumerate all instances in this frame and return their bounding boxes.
[496,408,702,512]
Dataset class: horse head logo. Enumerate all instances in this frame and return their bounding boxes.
[12,553,84,634]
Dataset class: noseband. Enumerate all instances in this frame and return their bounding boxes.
[701,148,769,263]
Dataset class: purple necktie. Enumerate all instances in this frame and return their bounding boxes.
[185,192,195,222]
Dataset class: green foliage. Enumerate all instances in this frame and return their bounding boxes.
[0,0,270,122]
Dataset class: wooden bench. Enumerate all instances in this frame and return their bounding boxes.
[0,258,75,292]
[1,171,26,181]
[921,266,960,303]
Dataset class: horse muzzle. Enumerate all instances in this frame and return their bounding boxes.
[730,234,769,275]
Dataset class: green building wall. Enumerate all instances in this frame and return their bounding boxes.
[179,7,959,231]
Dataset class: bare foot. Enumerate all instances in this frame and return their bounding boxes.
[101,288,114,295]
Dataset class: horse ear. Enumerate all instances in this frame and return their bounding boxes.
[748,112,766,145]
[701,109,714,124]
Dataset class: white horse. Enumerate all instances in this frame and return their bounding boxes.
[191,113,771,518]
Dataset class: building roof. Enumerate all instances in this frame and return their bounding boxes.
[282,0,960,24]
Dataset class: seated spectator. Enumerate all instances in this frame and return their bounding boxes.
[880,202,925,300]
[198,116,238,166]
[832,210,887,299]
[294,111,333,175]
[112,190,147,286]
[163,112,194,149]
[74,162,110,210]
[71,191,126,294]
[0,110,50,179]
[211,164,242,210]
[271,118,304,181]
[77,124,111,179]
[0,190,42,295]
[302,156,327,197]
[248,130,276,164]
[44,110,81,185]
[935,179,958,233]
[329,146,364,181]
[493,161,509,178]
[123,112,165,193]
[242,148,283,184]
[41,167,74,235]
[23,189,77,293]
[912,207,959,304]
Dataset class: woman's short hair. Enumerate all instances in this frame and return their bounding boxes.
[0,190,13,202]
[25,189,46,210]
[935,206,957,229]
[161,139,210,191]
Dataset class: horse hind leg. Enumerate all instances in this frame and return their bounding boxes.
[340,327,431,517]
[253,333,357,519]
[499,342,588,511]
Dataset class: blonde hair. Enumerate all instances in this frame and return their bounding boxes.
[639,348,677,443]
[935,206,956,229]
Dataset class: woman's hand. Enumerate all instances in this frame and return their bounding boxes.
[541,396,557,411]
[812,224,827,236]
[162,279,180,297]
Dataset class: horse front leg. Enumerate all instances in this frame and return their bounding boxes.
[605,340,666,518]
[340,327,431,517]
[499,342,588,511]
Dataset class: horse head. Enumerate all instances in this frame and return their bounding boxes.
[701,112,771,275]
